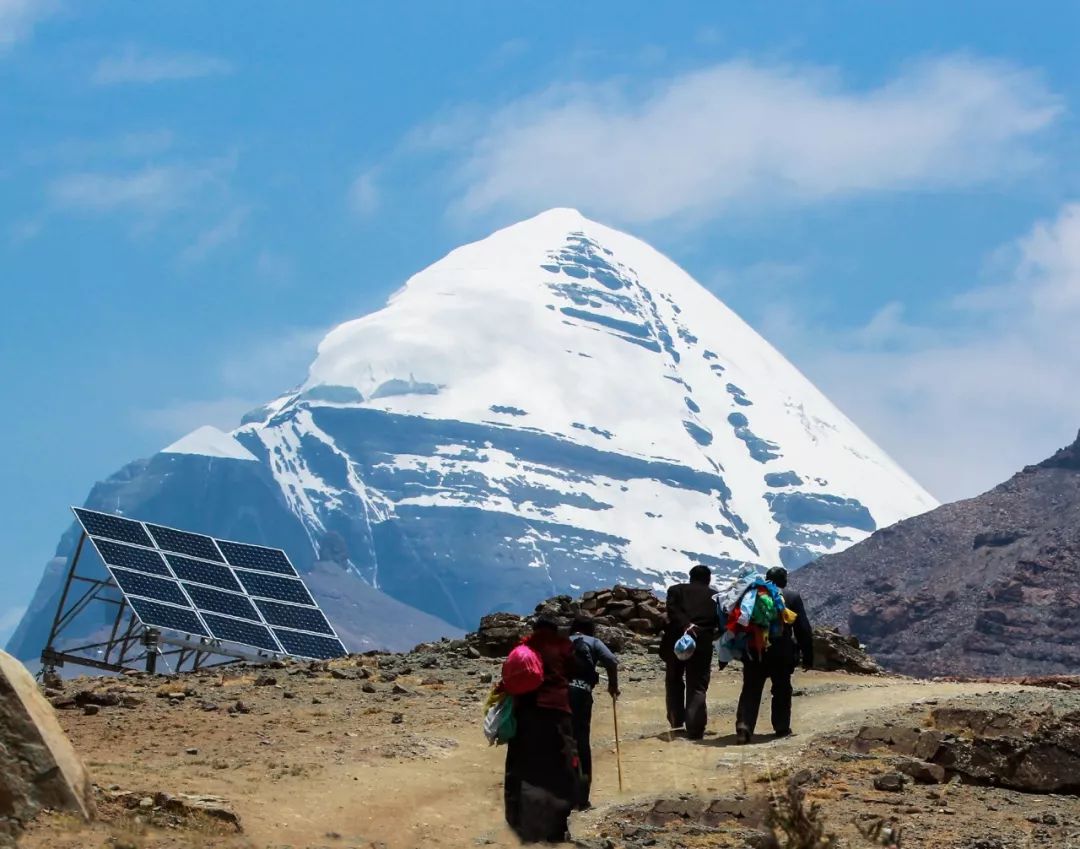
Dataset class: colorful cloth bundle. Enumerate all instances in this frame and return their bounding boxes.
[715,573,796,663]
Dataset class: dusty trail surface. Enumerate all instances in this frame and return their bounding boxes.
[19,648,1070,848]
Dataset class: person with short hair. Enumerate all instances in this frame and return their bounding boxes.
[503,616,580,843]
[660,565,720,739]
[734,566,814,744]
[568,613,619,809]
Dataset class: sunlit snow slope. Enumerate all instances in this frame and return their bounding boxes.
[9,209,936,658]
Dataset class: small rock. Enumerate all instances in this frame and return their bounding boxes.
[391,684,411,696]
[138,796,154,809]
[254,675,277,687]
[82,704,100,716]
[330,669,352,680]
[479,672,493,684]
[200,702,219,712]
[283,691,296,699]
[873,773,907,792]
[229,700,251,715]
[185,747,198,755]
[390,713,404,724]
[312,697,323,705]
[466,646,481,659]
[362,683,376,694]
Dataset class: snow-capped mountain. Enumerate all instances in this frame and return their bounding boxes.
[7,209,936,659]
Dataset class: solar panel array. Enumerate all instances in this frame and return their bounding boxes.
[72,507,347,660]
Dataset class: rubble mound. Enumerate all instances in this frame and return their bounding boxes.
[467,586,882,675]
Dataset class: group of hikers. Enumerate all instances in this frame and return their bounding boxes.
[491,563,815,844]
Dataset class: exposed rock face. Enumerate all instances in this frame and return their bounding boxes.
[797,429,1080,677]
[852,702,1080,795]
[0,650,94,839]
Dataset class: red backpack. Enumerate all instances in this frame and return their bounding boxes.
[502,642,544,695]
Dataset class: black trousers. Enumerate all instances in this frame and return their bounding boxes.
[664,640,714,738]
[569,686,593,806]
[736,658,794,738]
[504,702,577,843]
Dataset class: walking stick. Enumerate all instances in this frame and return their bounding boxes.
[611,694,624,793]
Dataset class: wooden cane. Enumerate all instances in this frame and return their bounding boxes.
[611,694,624,793]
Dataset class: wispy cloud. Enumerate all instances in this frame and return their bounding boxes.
[421,55,1060,225]
[47,156,234,222]
[349,169,380,218]
[92,46,232,86]
[756,202,1080,502]
[134,327,325,442]
[181,206,250,265]
[0,0,55,54]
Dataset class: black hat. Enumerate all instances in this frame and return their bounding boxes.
[765,566,788,588]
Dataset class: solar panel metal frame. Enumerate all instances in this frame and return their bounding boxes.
[71,507,347,661]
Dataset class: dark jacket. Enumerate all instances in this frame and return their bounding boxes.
[766,588,814,669]
[661,581,720,657]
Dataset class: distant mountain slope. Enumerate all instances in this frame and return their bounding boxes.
[797,430,1080,677]
[9,209,934,661]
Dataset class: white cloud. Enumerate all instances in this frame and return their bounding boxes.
[92,46,232,85]
[49,165,200,216]
[0,0,55,54]
[180,206,250,264]
[428,55,1059,224]
[349,170,380,218]
[760,202,1080,502]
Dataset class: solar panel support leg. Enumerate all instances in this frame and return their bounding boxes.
[143,629,161,674]
[40,531,87,675]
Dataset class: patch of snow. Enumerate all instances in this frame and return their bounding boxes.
[161,426,258,462]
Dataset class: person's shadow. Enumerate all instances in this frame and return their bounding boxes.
[700,733,769,748]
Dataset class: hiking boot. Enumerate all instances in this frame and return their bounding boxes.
[735,726,751,745]
[773,728,794,739]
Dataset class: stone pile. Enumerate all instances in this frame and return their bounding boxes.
[469,585,666,657]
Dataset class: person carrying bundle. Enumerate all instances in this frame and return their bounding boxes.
[659,565,720,739]
[500,615,580,843]
[722,566,814,744]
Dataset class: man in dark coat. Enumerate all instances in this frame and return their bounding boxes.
[660,565,720,739]
[504,616,580,843]
[568,613,619,809]
[735,566,814,743]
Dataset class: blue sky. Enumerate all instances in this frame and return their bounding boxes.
[3,1,1080,643]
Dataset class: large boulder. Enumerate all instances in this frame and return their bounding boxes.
[811,628,883,675]
[0,651,94,839]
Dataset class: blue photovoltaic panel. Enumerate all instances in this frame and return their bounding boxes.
[166,555,242,592]
[128,597,208,637]
[92,539,171,576]
[234,570,314,606]
[217,540,296,576]
[74,508,154,548]
[202,614,280,652]
[70,508,346,660]
[273,629,345,660]
[183,583,259,621]
[255,599,334,634]
[145,523,223,562]
[109,568,189,607]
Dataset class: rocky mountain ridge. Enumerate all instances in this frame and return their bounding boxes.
[796,429,1080,678]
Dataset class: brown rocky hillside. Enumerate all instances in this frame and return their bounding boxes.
[795,429,1080,678]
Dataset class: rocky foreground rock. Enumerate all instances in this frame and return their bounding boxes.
[798,428,1080,678]
[0,650,94,845]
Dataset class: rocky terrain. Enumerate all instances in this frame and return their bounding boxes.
[6,585,1079,849]
[796,429,1080,678]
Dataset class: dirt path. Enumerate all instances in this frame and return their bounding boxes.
[234,669,1027,848]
